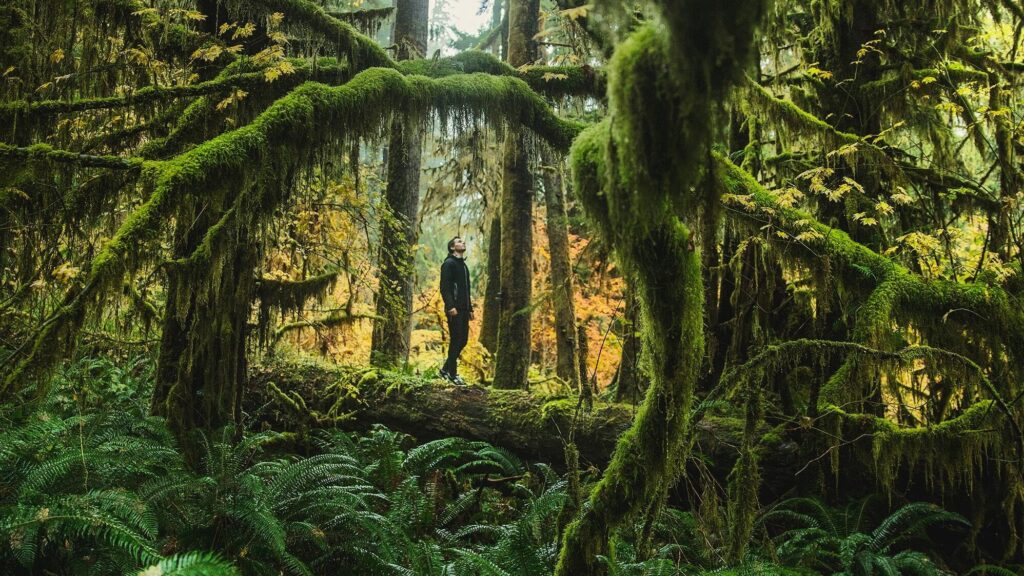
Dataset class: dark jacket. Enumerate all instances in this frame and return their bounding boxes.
[440,254,473,313]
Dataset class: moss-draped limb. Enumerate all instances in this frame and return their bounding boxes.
[268,311,380,350]
[743,80,902,179]
[399,51,606,98]
[820,400,1013,491]
[0,71,271,123]
[2,68,583,396]
[138,58,352,159]
[256,271,339,343]
[715,155,1024,357]
[0,143,146,171]
[234,0,393,69]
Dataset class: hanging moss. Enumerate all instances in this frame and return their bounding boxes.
[715,155,1024,359]
[231,0,393,69]
[327,7,394,36]
[256,271,338,343]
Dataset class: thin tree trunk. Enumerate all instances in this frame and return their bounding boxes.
[541,149,580,389]
[612,291,642,403]
[492,0,539,389]
[370,0,429,366]
[480,212,502,352]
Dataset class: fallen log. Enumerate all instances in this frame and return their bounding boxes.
[247,360,1021,560]
[246,359,801,497]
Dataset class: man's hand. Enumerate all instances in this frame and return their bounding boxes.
[447,308,458,317]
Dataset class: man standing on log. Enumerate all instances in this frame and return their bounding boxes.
[439,236,473,385]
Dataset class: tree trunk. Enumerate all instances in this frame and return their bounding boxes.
[541,149,580,390]
[612,291,643,403]
[480,212,501,352]
[152,212,256,456]
[492,0,540,389]
[370,0,429,366]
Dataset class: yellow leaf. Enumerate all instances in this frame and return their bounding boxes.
[541,72,569,82]
[233,22,256,39]
[268,12,285,28]
[49,48,65,64]
[560,5,590,20]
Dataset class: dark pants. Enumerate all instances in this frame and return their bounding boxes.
[443,312,469,376]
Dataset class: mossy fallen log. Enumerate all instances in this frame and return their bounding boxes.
[247,360,801,490]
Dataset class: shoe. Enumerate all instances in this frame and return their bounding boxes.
[438,368,454,382]
[452,375,467,386]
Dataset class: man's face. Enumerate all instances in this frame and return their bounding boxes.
[452,238,466,253]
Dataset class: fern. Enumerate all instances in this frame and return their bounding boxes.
[137,551,240,576]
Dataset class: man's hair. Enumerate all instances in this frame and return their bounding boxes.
[447,236,462,254]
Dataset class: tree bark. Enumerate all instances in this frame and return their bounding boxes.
[492,0,540,389]
[480,212,501,353]
[370,0,429,366]
[541,150,580,390]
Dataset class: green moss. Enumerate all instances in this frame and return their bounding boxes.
[399,51,606,98]
[556,1,763,569]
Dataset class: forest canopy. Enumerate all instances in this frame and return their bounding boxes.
[1,0,1023,574]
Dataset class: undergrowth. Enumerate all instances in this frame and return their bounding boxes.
[0,355,1003,575]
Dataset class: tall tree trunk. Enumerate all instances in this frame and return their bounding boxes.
[152,211,256,458]
[541,149,580,389]
[492,0,539,389]
[370,0,429,366]
[480,212,502,352]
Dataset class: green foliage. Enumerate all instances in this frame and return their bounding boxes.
[761,497,968,576]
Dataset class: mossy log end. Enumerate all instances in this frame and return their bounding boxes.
[246,360,799,481]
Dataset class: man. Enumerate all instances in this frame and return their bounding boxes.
[439,236,472,385]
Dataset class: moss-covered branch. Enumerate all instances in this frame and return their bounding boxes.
[743,80,902,180]
[0,142,146,170]
[268,310,379,349]
[399,51,606,98]
[0,71,271,123]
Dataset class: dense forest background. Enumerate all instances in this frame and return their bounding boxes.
[1,0,1023,574]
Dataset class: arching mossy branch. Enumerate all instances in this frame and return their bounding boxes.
[2,67,584,396]
[717,338,1023,456]
[743,80,902,180]
[821,400,1016,492]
